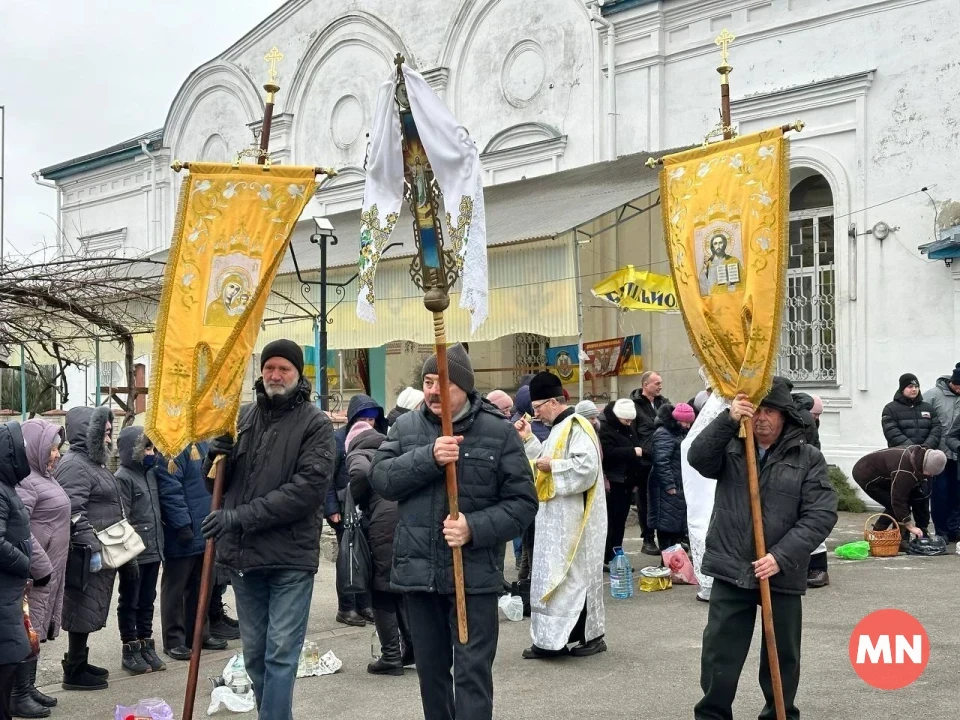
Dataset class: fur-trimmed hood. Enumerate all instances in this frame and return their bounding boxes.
[65,406,113,467]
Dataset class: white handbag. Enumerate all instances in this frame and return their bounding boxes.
[95,517,145,570]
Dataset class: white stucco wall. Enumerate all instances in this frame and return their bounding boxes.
[43,0,960,475]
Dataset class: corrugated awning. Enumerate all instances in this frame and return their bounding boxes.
[282,151,664,274]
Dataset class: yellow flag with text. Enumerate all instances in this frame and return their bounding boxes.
[660,129,789,403]
[145,163,316,458]
[591,266,678,312]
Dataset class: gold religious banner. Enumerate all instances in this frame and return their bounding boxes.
[660,127,789,404]
[146,163,317,458]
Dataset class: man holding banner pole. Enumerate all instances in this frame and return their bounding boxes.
[688,379,836,719]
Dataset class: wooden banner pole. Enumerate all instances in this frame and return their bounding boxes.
[718,28,786,720]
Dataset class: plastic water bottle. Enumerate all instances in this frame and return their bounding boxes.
[609,546,634,599]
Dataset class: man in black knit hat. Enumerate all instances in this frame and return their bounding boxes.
[371,343,537,720]
[689,377,837,720]
[201,339,335,720]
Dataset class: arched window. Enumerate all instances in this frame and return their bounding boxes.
[778,171,837,384]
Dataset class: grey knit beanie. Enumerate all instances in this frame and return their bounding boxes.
[422,343,475,394]
[923,449,947,477]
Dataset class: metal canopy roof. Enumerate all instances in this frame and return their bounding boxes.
[283,150,665,274]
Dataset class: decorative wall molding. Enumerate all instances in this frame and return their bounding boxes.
[732,70,876,123]
[480,124,568,183]
[79,228,127,256]
[422,67,450,96]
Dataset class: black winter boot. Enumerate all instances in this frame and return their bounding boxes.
[122,641,152,675]
[139,638,166,672]
[26,658,57,708]
[80,650,109,678]
[10,662,52,717]
[367,609,403,676]
[61,652,108,691]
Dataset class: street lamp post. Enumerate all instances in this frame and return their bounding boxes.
[312,217,337,411]
[289,216,402,411]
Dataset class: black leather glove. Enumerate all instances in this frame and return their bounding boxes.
[177,525,195,544]
[209,434,235,458]
[33,573,51,588]
[201,509,240,541]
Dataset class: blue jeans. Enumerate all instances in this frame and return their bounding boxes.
[512,536,523,560]
[231,570,315,720]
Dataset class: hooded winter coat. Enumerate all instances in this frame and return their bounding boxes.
[924,377,960,459]
[649,405,689,534]
[208,377,335,575]
[852,446,931,527]
[154,442,210,558]
[597,402,645,484]
[0,422,32,665]
[115,427,164,564]
[792,393,821,450]
[688,380,838,595]
[882,391,941,449]
[371,394,538,594]
[346,430,396,592]
[56,406,122,634]
[326,394,387,518]
[17,419,70,641]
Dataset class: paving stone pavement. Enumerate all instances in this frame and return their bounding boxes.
[34,512,956,719]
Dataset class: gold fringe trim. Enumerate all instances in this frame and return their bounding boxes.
[659,126,789,404]
[190,443,201,461]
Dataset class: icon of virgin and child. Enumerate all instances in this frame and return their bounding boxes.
[204,256,260,327]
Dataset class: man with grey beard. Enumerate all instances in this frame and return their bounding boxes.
[201,339,334,720]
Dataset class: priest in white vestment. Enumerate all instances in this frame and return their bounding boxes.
[516,372,607,659]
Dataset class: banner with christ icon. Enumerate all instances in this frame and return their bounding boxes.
[660,127,789,403]
[145,162,317,458]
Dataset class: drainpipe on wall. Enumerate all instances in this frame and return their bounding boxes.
[31,172,61,254]
[139,139,158,251]
[589,1,617,161]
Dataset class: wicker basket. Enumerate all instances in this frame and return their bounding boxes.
[864,513,901,557]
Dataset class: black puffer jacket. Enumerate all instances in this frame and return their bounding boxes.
[0,422,32,665]
[208,377,335,575]
[371,394,538,594]
[57,406,122,634]
[346,430,395,593]
[598,403,644,484]
[688,410,838,595]
[629,390,670,472]
[115,427,163,564]
[648,405,688,534]
[882,391,941,449]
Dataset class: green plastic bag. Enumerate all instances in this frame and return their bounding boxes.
[834,540,870,560]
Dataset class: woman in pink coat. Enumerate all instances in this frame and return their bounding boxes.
[15,419,69,712]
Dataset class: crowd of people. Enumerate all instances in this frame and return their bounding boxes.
[0,403,241,718]
[1,343,959,720]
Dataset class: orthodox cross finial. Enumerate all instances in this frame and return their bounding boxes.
[715,29,735,69]
[264,47,284,85]
[394,53,405,68]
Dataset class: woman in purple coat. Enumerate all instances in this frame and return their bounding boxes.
[14,419,69,714]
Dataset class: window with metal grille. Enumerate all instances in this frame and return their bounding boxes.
[778,174,837,384]
[513,333,548,386]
